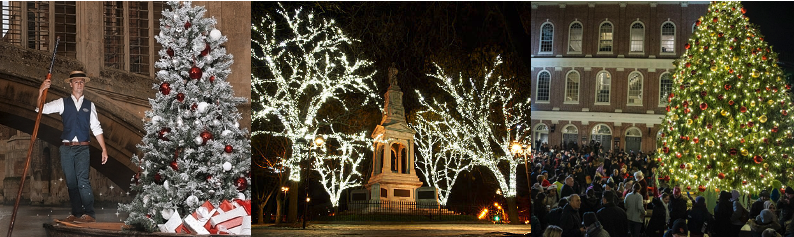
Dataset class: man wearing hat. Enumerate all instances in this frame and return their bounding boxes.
[777,187,794,225]
[751,190,772,219]
[663,218,688,237]
[38,71,108,223]
[582,212,610,237]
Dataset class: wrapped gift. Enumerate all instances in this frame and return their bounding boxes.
[158,210,182,233]
[218,199,235,213]
[210,205,247,234]
[233,199,251,215]
[184,204,217,235]
[241,216,251,235]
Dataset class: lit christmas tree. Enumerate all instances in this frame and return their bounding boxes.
[410,111,472,205]
[119,1,251,232]
[416,56,530,223]
[251,2,380,219]
[658,1,794,194]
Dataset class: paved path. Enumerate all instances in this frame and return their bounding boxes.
[253,222,531,236]
[0,204,127,237]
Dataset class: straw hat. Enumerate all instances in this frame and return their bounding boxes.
[65,71,90,83]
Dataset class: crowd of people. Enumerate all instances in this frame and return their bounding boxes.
[530,141,794,237]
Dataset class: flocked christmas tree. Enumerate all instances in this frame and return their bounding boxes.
[119,1,251,232]
[658,1,794,194]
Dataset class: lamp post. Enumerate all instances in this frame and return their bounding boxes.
[303,136,324,229]
[511,142,532,223]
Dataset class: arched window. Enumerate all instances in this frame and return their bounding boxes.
[565,70,580,103]
[627,71,643,105]
[534,123,550,145]
[659,72,672,105]
[562,125,579,147]
[590,124,613,151]
[661,22,676,53]
[630,22,644,53]
[625,127,643,153]
[540,22,554,53]
[568,22,583,53]
[536,71,551,102]
[595,71,611,103]
[598,22,613,53]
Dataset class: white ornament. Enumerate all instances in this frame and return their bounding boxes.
[172,59,179,65]
[164,180,170,190]
[152,116,162,124]
[234,121,239,128]
[176,117,183,126]
[195,136,204,145]
[223,161,232,171]
[213,119,220,126]
[143,194,150,204]
[197,102,209,113]
[221,130,232,137]
[186,195,199,207]
[161,209,175,220]
[237,192,246,200]
[194,119,201,126]
[209,29,222,41]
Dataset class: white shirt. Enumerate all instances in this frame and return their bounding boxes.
[36,94,103,142]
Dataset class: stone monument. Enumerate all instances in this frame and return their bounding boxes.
[365,64,423,202]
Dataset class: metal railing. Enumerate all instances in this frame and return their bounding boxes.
[315,200,479,222]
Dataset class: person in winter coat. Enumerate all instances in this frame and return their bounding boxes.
[561,176,577,200]
[663,219,689,237]
[583,212,611,237]
[778,187,794,225]
[581,188,601,218]
[750,209,782,237]
[635,171,649,200]
[560,194,585,237]
[714,191,736,237]
[668,187,688,229]
[547,198,569,228]
[597,191,628,237]
[647,193,671,237]
[545,185,560,209]
[687,196,714,237]
[730,190,750,237]
[531,214,542,237]
[543,225,563,237]
[752,190,772,219]
[625,183,645,237]
[534,192,549,230]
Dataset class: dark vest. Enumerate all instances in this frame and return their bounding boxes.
[61,97,92,142]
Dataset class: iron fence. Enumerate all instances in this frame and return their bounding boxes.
[314,200,480,222]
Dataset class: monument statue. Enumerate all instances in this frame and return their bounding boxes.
[388,63,399,87]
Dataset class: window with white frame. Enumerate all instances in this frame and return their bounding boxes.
[565,70,580,103]
[627,72,643,105]
[568,22,582,53]
[630,22,644,53]
[598,22,613,52]
[596,71,611,103]
[540,23,553,53]
[659,72,672,105]
[661,22,675,53]
[537,71,550,102]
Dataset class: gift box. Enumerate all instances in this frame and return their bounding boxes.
[183,201,219,234]
[241,216,251,235]
[218,199,235,213]
[158,210,182,233]
[234,199,251,215]
[210,205,247,234]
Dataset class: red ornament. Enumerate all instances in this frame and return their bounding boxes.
[159,82,171,95]
[200,131,213,145]
[683,101,689,107]
[686,62,691,68]
[748,121,754,127]
[167,48,174,57]
[783,110,788,116]
[155,173,162,183]
[740,124,746,129]
[184,21,191,29]
[784,154,789,159]
[696,154,702,159]
[740,106,747,113]
[743,180,748,185]
[738,74,743,79]
[224,145,233,153]
[663,147,670,154]
[787,84,792,90]
[191,103,198,111]
[676,153,683,159]
[691,70,697,75]
[176,93,185,102]
[694,138,700,143]
[707,124,712,129]
[741,138,746,143]
[189,66,202,80]
[741,7,746,14]
[685,43,691,49]
[663,176,671,182]
[773,126,779,133]
[666,106,671,112]
[684,108,690,114]
[700,103,708,110]
[201,43,210,56]
[724,84,732,90]
[696,20,701,26]
[754,155,763,164]
[206,175,213,181]
[700,91,707,97]
[763,55,768,61]
[718,32,724,38]
[713,17,718,23]
[687,186,692,190]
[718,173,725,179]
[158,127,171,141]
[680,85,686,90]
[209,76,215,83]
[729,100,735,106]
[170,160,178,171]
[698,185,706,192]
[235,177,248,191]
[730,148,738,156]
[718,94,724,100]
[704,46,709,51]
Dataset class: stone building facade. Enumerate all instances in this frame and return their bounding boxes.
[530,1,708,153]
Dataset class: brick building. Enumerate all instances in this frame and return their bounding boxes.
[530,1,708,153]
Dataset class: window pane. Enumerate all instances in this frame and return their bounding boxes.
[537,72,550,101]
[104,1,124,70]
[630,23,643,52]
[661,23,675,53]
[564,126,578,134]
[596,72,611,103]
[628,72,643,105]
[540,23,553,52]
[566,71,579,102]
[569,23,582,52]
[599,23,612,52]
[660,73,672,104]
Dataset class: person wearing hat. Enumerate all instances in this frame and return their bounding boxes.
[668,186,688,229]
[753,190,772,220]
[663,218,688,237]
[582,212,610,237]
[777,187,794,225]
[38,71,108,223]
[749,209,781,237]
[687,196,714,237]
[597,190,628,237]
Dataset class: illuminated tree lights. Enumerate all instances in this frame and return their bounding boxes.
[410,112,473,205]
[312,133,369,208]
[416,56,530,199]
[251,3,380,182]
[658,1,794,194]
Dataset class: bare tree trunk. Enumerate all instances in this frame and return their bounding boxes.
[507,196,520,225]
[275,191,283,224]
[288,180,299,223]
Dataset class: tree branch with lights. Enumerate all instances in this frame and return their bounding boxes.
[658,1,794,194]
[311,132,369,209]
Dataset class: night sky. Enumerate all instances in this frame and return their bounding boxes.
[743,2,794,62]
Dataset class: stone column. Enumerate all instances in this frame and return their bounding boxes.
[76,2,104,78]
[384,143,391,172]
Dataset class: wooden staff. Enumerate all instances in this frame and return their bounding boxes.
[7,36,59,237]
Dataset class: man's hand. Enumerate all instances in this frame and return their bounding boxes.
[101,150,108,164]
[40,79,51,92]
